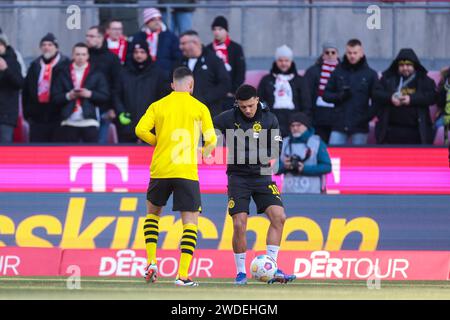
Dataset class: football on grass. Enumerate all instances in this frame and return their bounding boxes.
[250,254,277,282]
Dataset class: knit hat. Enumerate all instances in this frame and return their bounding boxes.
[275,45,293,60]
[143,8,162,24]
[322,41,338,51]
[40,33,59,48]
[211,16,228,32]
[289,112,312,128]
[130,38,150,56]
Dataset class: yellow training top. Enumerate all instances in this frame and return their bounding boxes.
[135,91,217,181]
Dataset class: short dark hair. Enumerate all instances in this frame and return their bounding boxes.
[73,42,89,51]
[347,39,362,47]
[235,84,258,101]
[179,30,199,38]
[89,25,106,36]
[173,66,193,81]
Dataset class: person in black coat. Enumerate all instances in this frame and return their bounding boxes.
[206,16,246,107]
[176,30,231,117]
[257,45,312,138]
[373,48,436,144]
[23,33,70,142]
[114,39,171,143]
[129,8,182,74]
[52,43,110,143]
[323,39,378,145]
[304,42,340,143]
[86,26,122,143]
[0,35,24,143]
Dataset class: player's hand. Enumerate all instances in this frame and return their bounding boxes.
[0,57,8,71]
[297,162,305,173]
[400,95,411,106]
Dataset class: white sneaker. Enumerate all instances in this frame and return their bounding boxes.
[174,277,199,287]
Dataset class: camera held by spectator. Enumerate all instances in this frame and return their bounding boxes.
[276,112,332,194]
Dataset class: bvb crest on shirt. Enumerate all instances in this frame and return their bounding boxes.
[253,122,262,139]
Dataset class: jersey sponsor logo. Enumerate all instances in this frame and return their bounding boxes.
[227,198,235,209]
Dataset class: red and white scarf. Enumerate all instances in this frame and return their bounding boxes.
[37,54,61,103]
[70,62,90,113]
[212,36,232,71]
[146,29,160,62]
[318,59,338,97]
[106,35,128,64]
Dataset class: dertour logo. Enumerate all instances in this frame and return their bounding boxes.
[293,251,410,280]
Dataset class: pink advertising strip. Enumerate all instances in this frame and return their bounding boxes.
[0,247,62,276]
[0,146,448,194]
[1,247,449,280]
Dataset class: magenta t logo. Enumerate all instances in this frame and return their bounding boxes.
[69,157,129,192]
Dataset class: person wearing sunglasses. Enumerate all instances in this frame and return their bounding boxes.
[373,48,436,144]
[304,42,340,143]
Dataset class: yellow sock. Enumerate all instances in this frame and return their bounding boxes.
[143,213,160,265]
[177,223,198,279]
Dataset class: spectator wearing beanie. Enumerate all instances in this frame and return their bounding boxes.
[114,38,171,143]
[276,112,332,194]
[128,7,181,74]
[207,15,246,109]
[257,45,312,137]
[22,33,70,142]
[304,42,340,143]
[0,31,24,143]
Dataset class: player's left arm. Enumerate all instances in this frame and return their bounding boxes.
[135,104,157,145]
[201,105,218,157]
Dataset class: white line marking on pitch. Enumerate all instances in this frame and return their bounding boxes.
[0,278,448,288]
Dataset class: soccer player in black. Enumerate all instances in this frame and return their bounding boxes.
[214,84,296,285]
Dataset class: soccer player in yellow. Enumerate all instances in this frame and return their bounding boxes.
[135,66,217,286]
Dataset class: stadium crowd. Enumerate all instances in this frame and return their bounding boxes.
[0,7,448,145]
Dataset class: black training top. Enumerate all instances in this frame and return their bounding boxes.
[213,103,282,177]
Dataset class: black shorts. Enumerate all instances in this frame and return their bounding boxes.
[147,178,202,212]
[227,175,283,216]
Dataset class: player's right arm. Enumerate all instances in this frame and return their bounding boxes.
[135,103,157,145]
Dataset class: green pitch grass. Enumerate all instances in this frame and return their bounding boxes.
[1,277,449,300]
